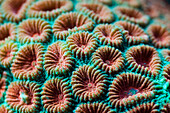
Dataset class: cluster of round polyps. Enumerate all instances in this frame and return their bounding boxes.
[0,0,169,112]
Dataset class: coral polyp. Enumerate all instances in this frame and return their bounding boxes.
[109,73,158,109]
[94,24,123,47]
[66,32,99,60]
[18,19,52,44]
[76,3,114,23]
[71,65,108,102]
[75,102,115,113]
[1,0,33,22]
[42,78,73,113]
[114,6,150,26]
[44,41,75,76]
[91,46,125,74]
[27,0,73,20]
[11,44,44,80]
[147,24,170,48]
[0,0,169,112]
[5,81,41,113]
[126,45,162,77]
[53,12,94,40]
[115,21,149,45]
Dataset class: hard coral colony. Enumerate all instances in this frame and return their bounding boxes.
[0,0,169,113]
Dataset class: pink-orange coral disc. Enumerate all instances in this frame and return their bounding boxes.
[94,24,123,47]
[114,21,149,45]
[18,18,52,44]
[91,46,125,74]
[27,0,73,20]
[66,32,99,60]
[0,42,18,67]
[71,65,108,102]
[44,41,75,76]
[11,43,44,80]
[1,0,33,23]
[109,73,158,109]
[42,78,73,113]
[5,81,41,113]
[76,3,114,23]
[114,6,150,26]
[147,24,170,48]
[126,45,162,77]
[75,102,115,113]
[53,12,94,40]
[0,23,17,45]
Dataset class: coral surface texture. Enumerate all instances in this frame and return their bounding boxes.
[0,0,169,113]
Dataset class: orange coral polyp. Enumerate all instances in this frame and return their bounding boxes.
[126,45,162,77]
[18,19,52,44]
[2,0,33,22]
[6,81,41,113]
[66,32,99,60]
[147,24,170,48]
[44,41,75,76]
[91,46,125,74]
[114,21,149,45]
[42,78,73,113]
[53,12,94,40]
[76,3,114,23]
[71,65,108,102]
[114,6,149,26]
[27,0,73,20]
[109,73,158,109]
[11,43,44,80]
[94,24,123,47]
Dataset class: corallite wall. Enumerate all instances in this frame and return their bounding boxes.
[0,0,169,112]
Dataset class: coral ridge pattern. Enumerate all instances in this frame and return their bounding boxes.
[0,0,169,113]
